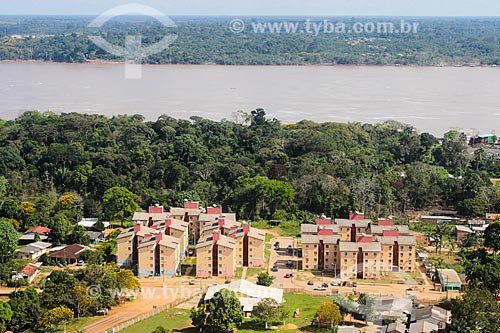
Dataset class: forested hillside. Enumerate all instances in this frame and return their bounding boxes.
[0,110,499,231]
[1,16,500,65]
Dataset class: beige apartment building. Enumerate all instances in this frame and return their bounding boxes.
[302,234,340,272]
[231,224,266,268]
[117,223,156,270]
[196,232,237,278]
[170,202,236,245]
[137,233,180,277]
[153,217,189,257]
[200,220,266,268]
[301,216,416,280]
[117,208,187,277]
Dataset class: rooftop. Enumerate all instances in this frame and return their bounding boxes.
[204,279,283,305]
[339,242,381,252]
[48,244,88,260]
[437,269,462,284]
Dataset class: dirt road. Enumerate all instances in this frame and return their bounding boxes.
[83,278,201,333]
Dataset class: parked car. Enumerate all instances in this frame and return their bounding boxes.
[189,280,196,285]
[330,281,339,286]
[352,282,358,287]
[284,273,292,278]
[322,283,329,288]
[274,241,280,247]
[209,283,219,286]
[307,281,314,286]
[314,286,327,291]
[271,265,279,272]
[77,260,84,266]
[188,249,195,256]
[96,308,108,316]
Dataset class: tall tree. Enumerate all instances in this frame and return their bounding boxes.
[484,222,500,252]
[0,219,18,263]
[102,186,139,226]
[314,302,342,328]
[190,289,244,332]
[252,298,285,328]
[448,288,500,333]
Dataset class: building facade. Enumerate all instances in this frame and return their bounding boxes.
[301,216,417,280]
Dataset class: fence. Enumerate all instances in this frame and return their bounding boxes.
[105,291,201,333]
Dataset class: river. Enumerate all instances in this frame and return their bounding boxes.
[1,62,499,136]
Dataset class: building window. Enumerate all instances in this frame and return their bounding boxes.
[128,247,131,251]
[326,245,329,248]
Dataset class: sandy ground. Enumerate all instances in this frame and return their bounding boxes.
[83,278,202,333]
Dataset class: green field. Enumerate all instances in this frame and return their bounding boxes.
[250,221,301,237]
[118,293,332,333]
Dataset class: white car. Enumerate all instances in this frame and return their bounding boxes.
[314,286,327,291]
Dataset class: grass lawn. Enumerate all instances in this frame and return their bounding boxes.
[250,221,301,237]
[235,267,244,278]
[119,308,194,333]
[246,267,265,277]
[117,293,331,333]
[54,316,102,333]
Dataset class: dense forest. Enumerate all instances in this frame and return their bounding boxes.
[1,16,500,65]
[0,110,499,232]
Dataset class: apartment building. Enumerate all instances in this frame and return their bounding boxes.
[196,221,266,275]
[302,234,340,271]
[339,241,382,279]
[117,223,156,269]
[196,232,237,278]
[231,224,266,268]
[117,217,186,277]
[170,201,203,243]
[152,217,189,258]
[301,215,416,280]
[137,232,180,277]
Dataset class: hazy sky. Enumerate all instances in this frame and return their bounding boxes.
[2,0,500,16]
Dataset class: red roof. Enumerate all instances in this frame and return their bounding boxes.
[24,226,51,235]
[207,207,223,214]
[148,206,164,214]
[184,202,199,209]
[318,229,334,236]
[349,213,365,220]
[19,263,39,277]
[356,235,373,243]
[316,218,332,226]
[49,244,87,260]
[383,230,400,237]
[378,219,394,226]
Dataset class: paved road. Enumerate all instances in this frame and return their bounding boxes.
[268,236,301,289]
